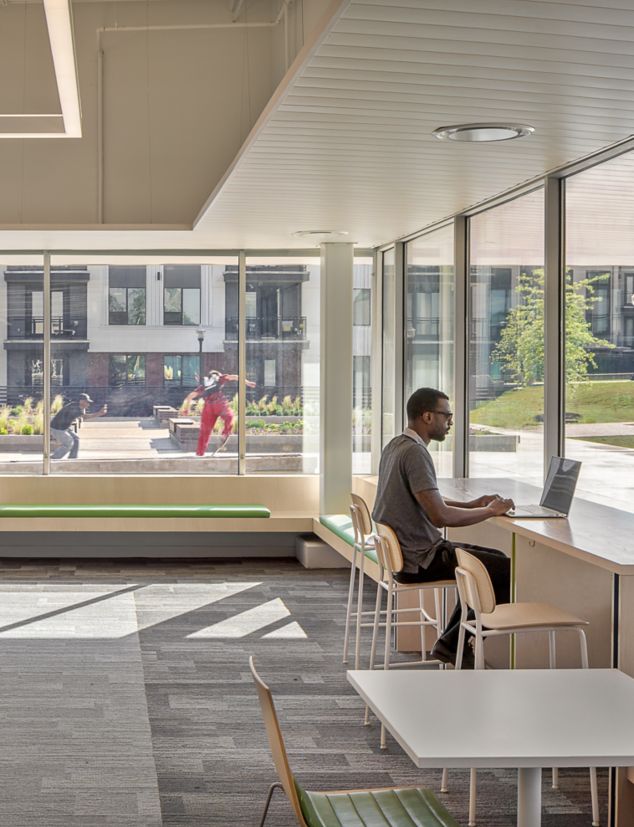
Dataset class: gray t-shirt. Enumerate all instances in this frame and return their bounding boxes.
[372,432,442,572]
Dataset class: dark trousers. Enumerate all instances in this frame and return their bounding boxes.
[396,541,510,653]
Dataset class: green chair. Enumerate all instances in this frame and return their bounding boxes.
[250,656,460,827]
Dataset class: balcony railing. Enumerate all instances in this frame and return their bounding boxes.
[7,317,87,339]
[225,315,307,341]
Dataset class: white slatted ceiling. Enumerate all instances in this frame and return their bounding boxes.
[195,0,634,248]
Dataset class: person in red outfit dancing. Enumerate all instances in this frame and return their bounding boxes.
[180,370,256,456]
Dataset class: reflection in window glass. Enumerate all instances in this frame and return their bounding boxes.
[353,258,373,473]
[49,257,238,474]
[405,226,454,476]
[382,249,396,447]
[243,257,319,474]
[109,267,146,325]
[565,154,634,511]
[0,257,45,472]
[469,189,545,483]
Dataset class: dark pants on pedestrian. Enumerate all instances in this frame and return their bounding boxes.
[396,540,510,653]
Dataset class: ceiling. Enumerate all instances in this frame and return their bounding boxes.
[4,0,634,250]
[194,0,634,249]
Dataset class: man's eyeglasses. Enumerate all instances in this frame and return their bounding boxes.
[428,410,453,419]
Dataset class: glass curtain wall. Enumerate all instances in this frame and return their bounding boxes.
[49,255,239,474]
[564,153,634,512]
[405,225,454,476]
[353,256,373,474]
[381,248,396,447]
[0,256,44,473]
[243,256,320,474]
[468,189,545,483]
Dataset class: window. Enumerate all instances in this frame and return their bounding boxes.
[381,249,396,447]
[353,288,371,326]
[353,257,373,473]
[468,188,545,483]
[163,265,201,325]
[164,355,199,387]
[264,359,276,387]
[108,267,146,325]
[244,256,320,474]
[564,152,634,512]
[585,273,611,337]
[405,226,454,475]
[110,355,146,385]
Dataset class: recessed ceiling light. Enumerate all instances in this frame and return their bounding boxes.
[292,230,349,239]
[432,123,534,143]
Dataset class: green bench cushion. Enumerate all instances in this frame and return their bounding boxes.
[0,504,271,519]
[298,784,460,827]
[319,514,378,564]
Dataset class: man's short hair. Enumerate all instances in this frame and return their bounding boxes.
[406,388,449,421]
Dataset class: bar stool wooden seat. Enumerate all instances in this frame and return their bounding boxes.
[369,523,456,748]
[342,493,379,668]
[454,547,599,827]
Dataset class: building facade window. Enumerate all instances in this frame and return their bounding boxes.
[163,265,201,325]
[108,267,146,325]
[163,355,198,387]
[110,354,146,386]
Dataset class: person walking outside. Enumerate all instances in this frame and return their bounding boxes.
[180,370,256,456]
[50,392,108,460]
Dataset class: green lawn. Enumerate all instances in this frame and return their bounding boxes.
[471,381,634,430]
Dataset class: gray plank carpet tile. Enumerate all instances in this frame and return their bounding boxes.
[0,558,609,826]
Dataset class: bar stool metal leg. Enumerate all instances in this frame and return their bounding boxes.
[342,544,358,664]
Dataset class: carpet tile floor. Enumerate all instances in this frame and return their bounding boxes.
[0,558,608,826]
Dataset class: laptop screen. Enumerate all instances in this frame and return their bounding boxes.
[540,457,581,514]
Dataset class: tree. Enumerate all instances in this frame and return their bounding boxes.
[492,268,613,387]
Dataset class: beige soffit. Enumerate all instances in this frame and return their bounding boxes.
[193,0,634,249]
[0,0,81,139]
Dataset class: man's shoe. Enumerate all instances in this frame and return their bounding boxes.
[430,639,474,669]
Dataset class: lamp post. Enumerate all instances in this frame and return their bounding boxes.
[196,327,205,382]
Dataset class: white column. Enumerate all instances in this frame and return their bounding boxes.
[320,242,353,514]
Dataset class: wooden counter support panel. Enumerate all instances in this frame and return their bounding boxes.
[514,536,612,669]
[617,576,634,824]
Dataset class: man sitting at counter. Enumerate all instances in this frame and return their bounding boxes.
[372,387,514,668]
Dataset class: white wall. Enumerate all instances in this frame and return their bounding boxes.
[0,0,290,226]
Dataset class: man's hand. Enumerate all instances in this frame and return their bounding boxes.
[486,497,515,516]
[470,494,503,509]
[99,404,108,417]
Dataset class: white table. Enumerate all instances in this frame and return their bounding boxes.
[347,668,634,827]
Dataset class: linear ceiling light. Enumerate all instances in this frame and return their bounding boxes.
[433,123,534,143]
[0,0,81,139]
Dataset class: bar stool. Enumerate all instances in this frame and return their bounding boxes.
[453,547,599,827]
[342,493,378,668]
[369,522,456,748]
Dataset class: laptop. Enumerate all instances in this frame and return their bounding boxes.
[505,456,581,518]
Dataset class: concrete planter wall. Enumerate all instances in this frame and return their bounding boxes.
[468,434,519,452]
[0,434,43,452]
[170,421,304,454]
